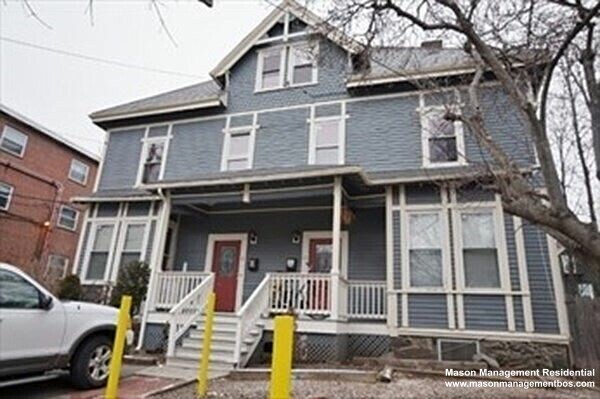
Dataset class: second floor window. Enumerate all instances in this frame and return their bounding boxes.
[69,159,89,185]
[0,125,28,157]
[221,125,256,172]
[57,206,78,231]
[310,117,343,165]
[142,139,166,183]
[420,97,465,167]
[0,182,13,210]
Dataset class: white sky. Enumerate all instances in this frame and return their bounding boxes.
[0,0,275,156]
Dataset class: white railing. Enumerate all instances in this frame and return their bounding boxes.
[234,274,272,366]
[269,273,332,316]
[154,271,208,310]
[347,280,387,320]
[166,273,215,356]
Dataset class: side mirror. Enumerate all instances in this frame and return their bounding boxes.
[40,294,54,310]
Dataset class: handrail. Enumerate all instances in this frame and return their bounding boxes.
[234,273,272,366]
[347,280,387,320]
[166,273,215,356]
[154,271,208,310]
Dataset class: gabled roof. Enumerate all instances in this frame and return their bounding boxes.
[0,103,99,161]
[90,80,223,122]
[209,0,362,79]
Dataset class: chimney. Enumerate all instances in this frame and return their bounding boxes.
[421,40,443,49]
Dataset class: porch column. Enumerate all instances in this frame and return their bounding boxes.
[137,192,172,350]
[330,176,342,320]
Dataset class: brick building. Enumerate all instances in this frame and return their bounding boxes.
[0,104,99,290]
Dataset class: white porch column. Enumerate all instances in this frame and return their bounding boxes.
[137,193,172,350]
[330,176,342,320]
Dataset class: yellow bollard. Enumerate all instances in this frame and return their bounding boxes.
[269,315,294,399]
[105,295,132,399]
[197,292,216,398]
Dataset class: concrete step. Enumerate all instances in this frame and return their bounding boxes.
[184,334,254,346]
[175,347,238,363]
[180,341,249,355]
[166,356,235,371]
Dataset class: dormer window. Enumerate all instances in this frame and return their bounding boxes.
[255,43,317,92]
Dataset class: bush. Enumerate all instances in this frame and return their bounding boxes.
[57,274,82,300]
[110,261,150,316]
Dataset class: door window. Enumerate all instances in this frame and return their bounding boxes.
[0,270,40,309]
[310,239,332,273]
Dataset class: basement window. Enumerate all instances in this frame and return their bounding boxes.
[438,339,479,361]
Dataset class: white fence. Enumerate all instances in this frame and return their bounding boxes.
[347,280,387,320]
[269,273,332,316]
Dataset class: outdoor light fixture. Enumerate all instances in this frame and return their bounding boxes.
[291,230,301,244]
[248,258,259,272]
[285,257,297,271]
[249,230,258,245]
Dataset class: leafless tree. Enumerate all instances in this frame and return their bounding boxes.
[315,0,600,272]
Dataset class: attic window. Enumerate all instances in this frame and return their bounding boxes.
[256,43,318,91]
[259,48,284,90]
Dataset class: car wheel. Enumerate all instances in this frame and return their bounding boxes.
[70,335,113,389]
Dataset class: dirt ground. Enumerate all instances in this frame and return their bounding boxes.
[154,375,599,399]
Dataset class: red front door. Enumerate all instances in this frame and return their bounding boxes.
[211,240,241,312]
[308,238,332,311]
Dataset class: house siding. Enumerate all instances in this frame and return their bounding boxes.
[408,294,448,329]
[463,295,508,331]
[98,128,143,189]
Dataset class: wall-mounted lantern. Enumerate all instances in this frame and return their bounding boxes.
[248,258,259,272]
[291,230,301,244]
[249,230,258,245]
[285,257,297,271]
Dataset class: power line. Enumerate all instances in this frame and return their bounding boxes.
[0,36,204,79]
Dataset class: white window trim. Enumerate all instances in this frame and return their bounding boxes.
[255,46,287,92]
[68,159,90,186]
[203,233,248,312]
[300,230,349,277]
[110,220,150,281]
[46,254,69,279]
[402,209,451,292]
[0,125,28,158]
[0,182,14,211]
[135,124,173,187]
[308,102,346,165]
[418,93,466,168]
[81,221,119,284]
[287,42,319,87]
[57,205,79,231]
[220,114,258,172]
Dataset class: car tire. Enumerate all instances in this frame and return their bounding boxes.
[70,335,113,389]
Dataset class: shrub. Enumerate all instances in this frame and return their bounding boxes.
[57,274,82,300]
[110,261,150,316]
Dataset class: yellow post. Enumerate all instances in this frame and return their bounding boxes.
[269,315,294,399]
[105,295,132,399]
[197,292,216,398]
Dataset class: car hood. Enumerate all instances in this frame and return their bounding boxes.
[61,300,119,318]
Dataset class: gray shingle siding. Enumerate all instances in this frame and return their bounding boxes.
[408,294,448,328]
[463,295,508,331]
[392,211,401,289]
[347,207,386,281]
[254,109,309,169]
[513,296,525,332]
[98,128,143,189]
[504,213,521,291]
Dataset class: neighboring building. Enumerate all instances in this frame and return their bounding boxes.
[73,1,568,370]
[0,104,99,289]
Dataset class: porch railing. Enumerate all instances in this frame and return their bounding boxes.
[269,273,332,316]
[166,273,215,356]
[347,280,387,320]
[153,271,208,310]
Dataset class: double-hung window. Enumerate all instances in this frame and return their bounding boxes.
[221,121,256,172]
[141,138,166,184]
[85,224,116,281]
[289,44,317,85]
[0,125,28,157]
[46,254,69,280]
[460,211,501,288]
[310,117,343,165]
[0,182,13,211]
[256,43,317,91]
[257,48,285,90]
[408,212,444,287]
[116,223,146,271]
[57,206,78,231]
[421,105,465,167]
[69,159,89,185]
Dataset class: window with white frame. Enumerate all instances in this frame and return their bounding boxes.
[57,206,78,231]
[0,125,28,157]
[116,223,146,270]
[141,138,166,184]
[289,44,317,85]
[85,224,115,280]
[222,129,254,171]
[310,118,343,165]
[0,182,13,210]
[461,211,500,288]
[256,43,317,91]
[421,106,464,166]
[69,159,89,185]
[257,48,285,90]
[46,254,69,280]
[408,212,444,287]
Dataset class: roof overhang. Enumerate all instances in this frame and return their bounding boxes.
[347,67,478,88]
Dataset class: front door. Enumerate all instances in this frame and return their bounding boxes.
[307,238,332,311]
[211,240,241,312]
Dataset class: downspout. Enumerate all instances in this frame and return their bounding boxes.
[137,187,168,350]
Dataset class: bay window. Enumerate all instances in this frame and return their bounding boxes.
[408,212,443,287]
[85,224,115,281]
[461,211,501,288]
[116,223,146,271]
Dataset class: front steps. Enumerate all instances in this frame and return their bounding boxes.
[167,312,264,372]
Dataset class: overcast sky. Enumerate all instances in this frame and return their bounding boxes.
[0,0,276,156]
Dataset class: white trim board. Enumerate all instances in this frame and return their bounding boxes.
[204,233,248,312]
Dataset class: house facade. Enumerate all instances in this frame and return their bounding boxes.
[0,104,99,290]
[73,1,569,369]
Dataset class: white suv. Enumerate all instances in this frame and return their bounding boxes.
[0,263,119,389]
